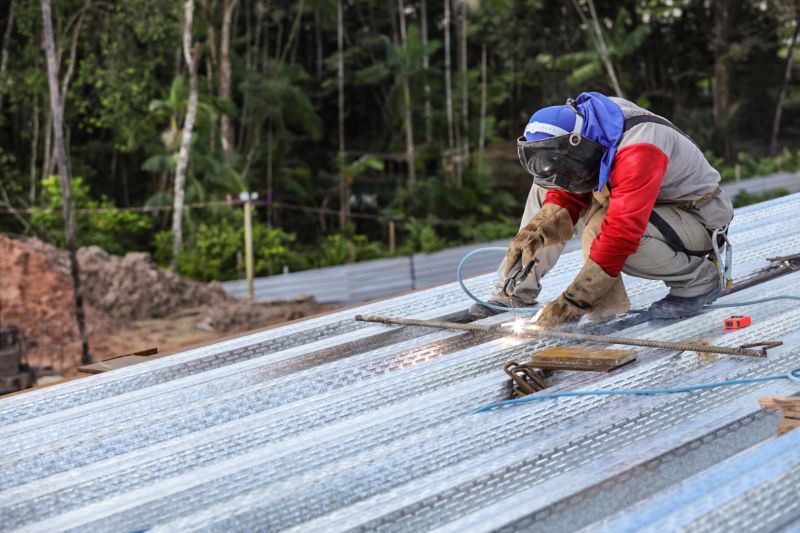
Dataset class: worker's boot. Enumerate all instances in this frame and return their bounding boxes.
[645,284,723,320]
[468,294,536,320]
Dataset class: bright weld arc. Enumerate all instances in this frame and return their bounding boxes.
[502,319,529,336]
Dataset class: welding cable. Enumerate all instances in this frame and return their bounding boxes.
[457,247,539,313]
[704,296,800,309]
[476,368,800,412]
[458,247,800,314]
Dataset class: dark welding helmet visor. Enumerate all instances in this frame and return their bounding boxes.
[517,132,606,194]
[517,95,609,196]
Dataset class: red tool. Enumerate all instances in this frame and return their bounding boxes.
[724,315,751,330]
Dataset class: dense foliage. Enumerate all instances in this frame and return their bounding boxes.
[1,0,799,280]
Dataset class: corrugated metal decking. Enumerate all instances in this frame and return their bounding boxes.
[1,195,800,532]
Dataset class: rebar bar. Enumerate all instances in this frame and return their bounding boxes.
[354,314,779,358]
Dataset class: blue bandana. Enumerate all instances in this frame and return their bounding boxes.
[574,92,624,191]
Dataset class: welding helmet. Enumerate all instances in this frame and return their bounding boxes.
[517,99,606,194]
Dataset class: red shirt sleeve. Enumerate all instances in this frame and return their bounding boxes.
[589,143,669,276]
[543,189,591,224]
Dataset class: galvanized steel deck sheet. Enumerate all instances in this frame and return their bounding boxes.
[2,194,800,532]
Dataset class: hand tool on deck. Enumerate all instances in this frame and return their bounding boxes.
[724,315,751,331]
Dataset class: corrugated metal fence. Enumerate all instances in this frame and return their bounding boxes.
[223,239,513,304]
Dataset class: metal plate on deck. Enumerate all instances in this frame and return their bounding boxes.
[531,347,637,372]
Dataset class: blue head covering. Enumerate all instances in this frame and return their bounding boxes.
[524,105,580,141]
[523,92,625,191]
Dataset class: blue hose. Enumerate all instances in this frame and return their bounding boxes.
[476,368,800,412]
[458,247,800,413]
[458,246,800,313]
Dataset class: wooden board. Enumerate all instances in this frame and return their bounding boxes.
[77,347,158,374]
[531,347,637,372]
[759,396,800,436]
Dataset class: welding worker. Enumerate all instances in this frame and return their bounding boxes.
[469,92,734,327]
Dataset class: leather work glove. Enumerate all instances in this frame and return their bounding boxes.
[501,203,575,282]
[536,258,618,328]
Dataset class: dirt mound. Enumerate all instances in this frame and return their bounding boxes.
[24,240,232,321]
[0,237,112,370]
[1,236,329,374]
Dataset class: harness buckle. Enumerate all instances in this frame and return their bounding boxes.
[711,226,733,290]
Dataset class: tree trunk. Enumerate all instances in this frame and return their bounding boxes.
[171,0,203,270]
[443,0,455,179]
[420,0,432,144]
[712,0,732,158]
[398,0,416,188]
[60,0,90,110]
[770,13,800,155]
[0,0,14,115]
[29,96,39,202]
[279,0,305,65]
[266,124,273,228]
[40,0,91,364]
[458,0,469,169]
[586,0,623,98]
[337,0,348,228]
[572,0,624,98]
[478,41,487,166]
[41,0,89,184]
[314,9,322,78]
[42,109,53,181]
[219,0,238,152]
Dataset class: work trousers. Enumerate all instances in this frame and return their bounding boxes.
[493,184,720,304]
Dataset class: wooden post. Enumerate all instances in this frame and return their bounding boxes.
[389,220,396,256]
[241,192,256,299]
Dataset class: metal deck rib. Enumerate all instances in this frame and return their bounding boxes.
[1,194,800,532]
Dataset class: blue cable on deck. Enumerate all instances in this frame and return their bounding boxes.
[457,247,800,314]
[457,247,539,313]
[476,368,800,412]
[458,247,800,413]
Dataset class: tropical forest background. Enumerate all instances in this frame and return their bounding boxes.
[1,0,800,282]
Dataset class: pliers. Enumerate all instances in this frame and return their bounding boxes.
[502,259,535,298]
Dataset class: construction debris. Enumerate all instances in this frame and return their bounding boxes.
[758,396,800,436]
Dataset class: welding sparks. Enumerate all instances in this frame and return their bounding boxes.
[502,318,529,335]
[501,317,545,335]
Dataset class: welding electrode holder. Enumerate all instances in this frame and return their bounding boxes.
[503,260,536,297]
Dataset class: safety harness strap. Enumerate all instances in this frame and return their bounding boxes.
[623,114,724,258]
[622,114,699,148]
[648,210,714,257]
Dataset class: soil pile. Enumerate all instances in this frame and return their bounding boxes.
[1,236,328,373]
[0,237,111,370]
[24,241,233,321]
